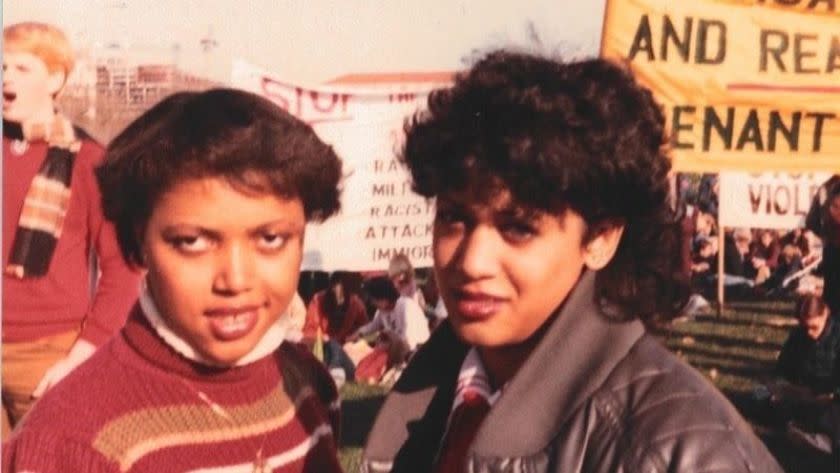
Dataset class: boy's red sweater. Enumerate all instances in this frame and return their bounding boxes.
[3,124,141,345]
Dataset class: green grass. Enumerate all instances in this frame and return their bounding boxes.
[656,299,795,394]
[336,298,834,472]
[338,383,387,471]
[654,298,835,472]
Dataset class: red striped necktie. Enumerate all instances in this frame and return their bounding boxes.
[433,390,491,473]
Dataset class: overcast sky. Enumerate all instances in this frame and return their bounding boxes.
[4,0,606,84]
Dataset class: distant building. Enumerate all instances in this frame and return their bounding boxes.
[58,43,219,142]
[95,60,216,110]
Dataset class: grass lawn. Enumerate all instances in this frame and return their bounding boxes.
[338,382,388,472]
[338,298,835,472]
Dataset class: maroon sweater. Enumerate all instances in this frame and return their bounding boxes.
[3,122,141,345]
[2,306,343,472]
[303,292,369,344]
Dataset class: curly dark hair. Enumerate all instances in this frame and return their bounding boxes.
[97,88,342,267]
[401,51,689,323]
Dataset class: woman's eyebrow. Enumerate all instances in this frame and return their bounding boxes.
[248,220,303,234]
[494,205,540,221]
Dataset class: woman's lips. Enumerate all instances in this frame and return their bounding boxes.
[205,306,260,341]
[453,291,506,320]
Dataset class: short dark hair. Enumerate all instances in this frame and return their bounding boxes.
[365,276,400,303]
[97,88,342,267]
[401,51,689,323]
[797,294,828,320]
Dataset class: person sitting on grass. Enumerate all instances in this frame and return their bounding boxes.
[349,276,429,383]
[776,295,840,402]
[2,88,345,472]
[749,229,780,287]
[387,253,427,311]
[758,295,839,455]
[756,294,840,463]
[362,50,783,473]
[303,271,369,385]
[762,243,804,296]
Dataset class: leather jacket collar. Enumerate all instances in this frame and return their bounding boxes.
[364,270,645,468]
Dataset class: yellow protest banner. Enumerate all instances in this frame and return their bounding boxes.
[601,0,840,172]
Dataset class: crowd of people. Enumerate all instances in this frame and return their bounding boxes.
[1,20,837,473]
[675,171,840,466]
[680,174,836,312]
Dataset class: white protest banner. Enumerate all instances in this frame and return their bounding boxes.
[232,59,447,271]
[719,172,831,229]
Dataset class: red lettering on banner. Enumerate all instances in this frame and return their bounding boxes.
[389,93,416,103]
[748,181,820,216]
[259,77,353,124]
[309,91,350,113]
[261,76,291,110]
[773,185,791,214]
[749,184,763,213]
[295,87,304,116]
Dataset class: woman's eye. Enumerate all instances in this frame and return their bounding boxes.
[258,233,286,251]
[171,235,211,253]
[500,222,537,242]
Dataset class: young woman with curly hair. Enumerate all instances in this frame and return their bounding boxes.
[362,51,782,473]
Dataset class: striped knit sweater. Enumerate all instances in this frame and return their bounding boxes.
[2,305,343,472]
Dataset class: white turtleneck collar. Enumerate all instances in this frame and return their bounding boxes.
[138,283,293,368]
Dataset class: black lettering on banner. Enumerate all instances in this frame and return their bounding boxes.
[795,34,820,73]
[671,106,696,149]
[703,107,734,151]
[760,29,840,73]
[372,183,396,197]
[696,19,727,64]
[363,223,433,240]
[629,14,726,64]
[371,159,402,173]
[735,110,764,151]
[760,30,789,72]
[768,111,801,151]
[807,112,835,151]
[661,15,692,61]
[828,36,840,72]
[673,106,835,153]
[372,245,432,263]
[628,14,656,60]
[368,201,433,220]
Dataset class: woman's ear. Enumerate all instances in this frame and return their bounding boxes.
[583,223,625,270]
[46,70,66,97]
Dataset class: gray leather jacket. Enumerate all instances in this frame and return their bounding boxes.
[362,271,783,473]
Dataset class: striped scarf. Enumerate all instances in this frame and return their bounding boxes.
[5,114,80,278]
